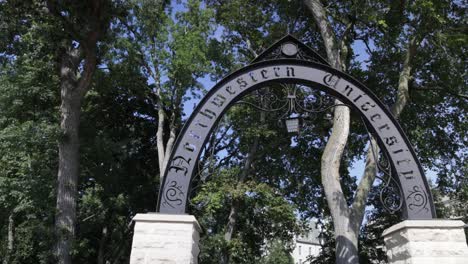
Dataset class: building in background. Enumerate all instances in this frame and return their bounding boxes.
[291,222,322,264]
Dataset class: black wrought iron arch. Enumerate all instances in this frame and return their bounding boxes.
[156,37,436,220]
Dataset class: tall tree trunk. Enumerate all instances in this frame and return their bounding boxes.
[47,2,106,264]
[3,213,14,264]
[224,138,260,242]
[156,90,178,181]
[156,105,167,174]
[391,38,417,118]
[304,1,341,69]
[304,1,357,263]
[320,105,357,264]
[55,37,99,264]
[7,213,14,263]
[305,1,420,262]
[55,47,84,264]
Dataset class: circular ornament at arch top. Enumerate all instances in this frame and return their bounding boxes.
[281,42,298,57]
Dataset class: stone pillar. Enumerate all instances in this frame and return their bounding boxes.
[383,220,468,264]
[130,213,202,264]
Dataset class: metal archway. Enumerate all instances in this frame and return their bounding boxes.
[156,35,436,220]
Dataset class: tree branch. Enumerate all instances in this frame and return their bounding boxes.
[350,136,378,228]
[245,38,258,58]
[304,0,341,69]
[351,36,420,227]
[156,105,166,176]
[76,46,98,97]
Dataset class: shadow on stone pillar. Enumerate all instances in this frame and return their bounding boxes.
[130,213,202,264]
[383,220,468,264]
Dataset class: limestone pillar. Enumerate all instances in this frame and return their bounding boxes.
[130,213,202,264]
[383,220,468,264]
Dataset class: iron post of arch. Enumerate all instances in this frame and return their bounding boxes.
[156,35,436,220]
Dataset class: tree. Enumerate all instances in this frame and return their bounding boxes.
[1,1,216,262]
[303,1,366,262]
[0,62,59,264]
[0,2,61,263]
[118,0,215,180]
[72,55,160,263]
[303,0,467,263]
[260,240,295,264]
[43,1,120,263]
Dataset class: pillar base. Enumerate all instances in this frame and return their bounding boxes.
[383,220,468,264]
[130,213,201,264]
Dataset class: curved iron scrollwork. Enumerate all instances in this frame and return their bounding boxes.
[378,166,404,214]
[407,186,429,213]
[365,121,404,214]
[187,117,228,205]
[162,181,185,208]
[236,83,346,121]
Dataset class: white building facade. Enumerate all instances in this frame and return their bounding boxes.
[291,223,321,264]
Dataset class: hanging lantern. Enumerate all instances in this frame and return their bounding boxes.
[285,116,300,133]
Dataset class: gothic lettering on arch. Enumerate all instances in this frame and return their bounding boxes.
[189,130,201,140]
[384,136,398,146]
[400,170,415,180]
[260,69,268,79]
[323,73,340,88]
[286,66,295,77]
[397,159,411,166]
[353,94,363,103]
[360,101,376,111]
[378,124,391,132]
[237,77,248,88]
[184,142,196,152]
[273,67,281,77]
[249,72,257,82]
[195,119,208,128]
[370,113,381,122]
[225,86,236,95]
[156,42,436,219]
[392,148,405,154]
[199,108,216,119]
[343,85,353,96]
[211,94,227,108]
[169,156,192,176]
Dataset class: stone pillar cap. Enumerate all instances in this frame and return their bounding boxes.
[382,219,466,237]
[132,213,202,233]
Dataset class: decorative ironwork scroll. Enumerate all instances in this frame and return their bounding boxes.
[156,35,436,220]
[363,120,404,214]
[236,84,342,116]
[235,84,346,134]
